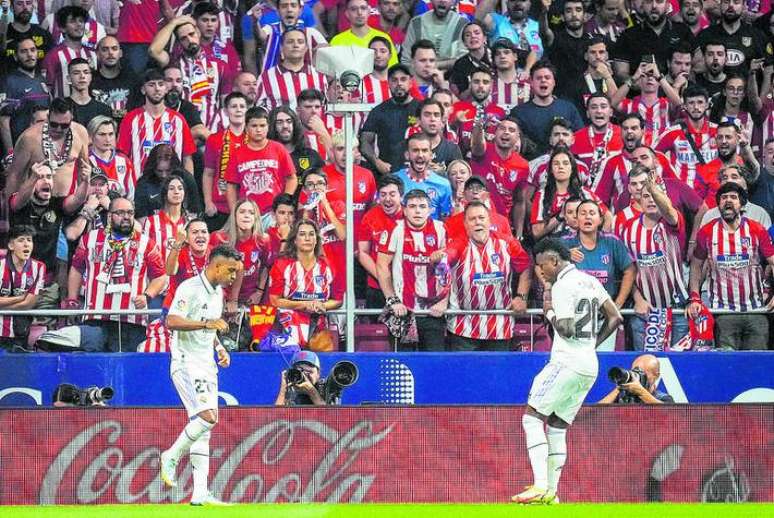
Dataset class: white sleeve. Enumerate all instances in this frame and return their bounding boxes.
[596,278,612,305]
[552,282,575,321]
[167,281,192,319]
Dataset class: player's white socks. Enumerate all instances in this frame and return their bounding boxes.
[190,431,211,501]
[546,426,568,495]
[522,414,548,490]
[168,416,214,461]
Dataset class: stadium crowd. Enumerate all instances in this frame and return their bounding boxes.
[1,0,774,353]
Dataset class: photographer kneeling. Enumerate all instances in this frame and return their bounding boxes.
[599,354,674,404]
[275,351,326,406]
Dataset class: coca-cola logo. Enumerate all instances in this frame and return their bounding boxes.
[39,419,394,504]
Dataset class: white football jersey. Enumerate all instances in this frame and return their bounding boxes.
[550,264,611,376]
[168,273,224,372]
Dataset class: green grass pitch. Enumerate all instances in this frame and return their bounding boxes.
[2,503,772,518]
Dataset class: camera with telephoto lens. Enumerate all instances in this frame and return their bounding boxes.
[608,367,649,403]
[53,383,114,407]
[321,361,359,404]
[286,367,306,385]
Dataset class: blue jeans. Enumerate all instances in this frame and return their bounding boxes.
[630,312,689,351]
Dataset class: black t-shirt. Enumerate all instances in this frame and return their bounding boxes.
[291,146,325,178]
[695,22,768,75]
[70,98,113,127]
[1,24,53,75]
[92,67,142,122]
[694,74,727,101]
[614,19,695,74]
[361,98,421,170]
[10,197,65,273]
[134,172,202,219]
[547,30,589,99]
[394,138,463,172]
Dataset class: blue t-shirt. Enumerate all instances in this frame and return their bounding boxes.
[489,14,543,58]
[394,169,453,220]
[562,232,633,296]
[241,1,318,42]
[512,98,583,153]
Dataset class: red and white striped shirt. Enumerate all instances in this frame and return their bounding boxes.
[143,211,189,265]
[619,97,672,141]
[528,153,591,190]
[614,203,641,238]
[211,231,272,303]
[386,219,446,310]
[362,73,391,105]
[117,107,197,176]
[42,44,97,98]
[268,255,344,347]
[89,150,137,200]
[174,52,230,131]
[654,120,718,188]
[491,76,531,112]
[324,111,367,139]
[358,205,403,289]
[570,125,624,186]
[694,217,774,311]
[447,233,531,340]
[0,257,46,338]
[256,63,328,111]
[531,186,604,224]
[49,16,106,50]
[621,212,688,308]
[71,229,166,325]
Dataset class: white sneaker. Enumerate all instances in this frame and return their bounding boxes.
[190,493,233,506]
[159,449,178,488]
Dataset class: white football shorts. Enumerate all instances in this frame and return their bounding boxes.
[171,363,219,418]
[527,361,596,424]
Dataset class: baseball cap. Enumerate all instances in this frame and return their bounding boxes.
[491,38,517,53]
[464,176,487,190]
[90,168,109,183]
[291,350,320,369]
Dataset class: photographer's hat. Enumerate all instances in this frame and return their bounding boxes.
[292,350,320,369]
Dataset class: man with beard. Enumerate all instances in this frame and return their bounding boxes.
[370,0,406,46]
[66,58,112,127]
[330,0,398,67]
[401,99,462,172]
[695,121,759,200]
[0,37,49,156]
[689,182,774,350]
[613,0,694,81]
[571,94,623,186]
[149,15,231,131]
[268,104,325,182]
[527,117,591,192]
[675,0,707,36]
[5,97,90,199]
[1,0,54,74]
[406,40,451,99]
[44,1,106,50]
[394,133,452,220]
[665,42,693,96]
[232,72,258,108]
[117,69,196,176]
[571,36,618,117]
[400,0,468,71]
[695,41,728,98]
[65,197,167,351]
[476,0,544,58]
[10,160,89,289]
[695,0,768,75]
[449,68,506,156]
[91,36,141,123]
[541,0,590,99]
[358,174,404,311]
[294,88,333,159]
[584,0,628,43]
[189,2,241,80]
[697,164,770,229]
[162,65,209,147]
[42,5,97,98]
[362,36,392,105]
[655,84,718,187]
[512,61,584,154]
[361,64,422,174]
[432,201,530,351]
[471,115,530,238]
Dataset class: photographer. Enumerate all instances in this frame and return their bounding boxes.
[275,351,326,406]
[599,354,674,405]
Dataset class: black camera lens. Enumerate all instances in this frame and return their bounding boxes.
[608,367,631,385]
[286,368,304,385]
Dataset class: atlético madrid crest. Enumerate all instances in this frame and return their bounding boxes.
[299,157,310,170]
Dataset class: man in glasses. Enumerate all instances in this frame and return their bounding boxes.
[443,176,512,246]
[64,197,168,352]
[5,97,91,200]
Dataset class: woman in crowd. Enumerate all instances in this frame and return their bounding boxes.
[447,159,472,215]
[134,144,202,219]
[531,147,611,239]
[268,219,344,348]
[141,175,194,264]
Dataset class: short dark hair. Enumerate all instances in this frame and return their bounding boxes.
[715,181,748,206]
[8,225,36,242]
[533,238,571,261]
[620,112,645,127]
[683,83,709,101]
[530,60,556,79]
[368,35,392,51]
[272,193,295,212]
[14,36,37,53]
[701,39,726,54]
[585,92,610,109]
[716,120,740,132]
[192,1,220,19]
[403,188,430,204]
[56,5,88,28]
[669,41,694,61]
[67,57,91,72]
[417,98,445,117]
[49,97,73,116]
[549,116,572,133]
[297,88,326,104]
[410,39,436,58]
[584,35,606,52]
[387,63,411,78]
[245,106,269,124]
[210,244,242,262]
[281,27,306,45]
[223,91,248,107]
[406,132,431,147]
[144,67,166,84]
[377,174,405,195]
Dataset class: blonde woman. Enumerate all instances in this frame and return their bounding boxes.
[447,159,472,215]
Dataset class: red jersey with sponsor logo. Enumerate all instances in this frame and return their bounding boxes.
[619,97,672,140]
[323,163,375,230]
[0,257,45,338]
[224,140,296,214]
[449,101,505,154]
[570,125,624,186]
[491,76,531,112]
[446,232,531,340]
[470,144,529,217]
[71,229,166,326]
[694,217,774,311]
[614,203,641,238]
[620,212,688,308]
[302,198,347,280]
[385,219,446,310]
[654,120,718,187]
[117,107,196,176]
[358,205,403,289]
[203,128,245,214]
[89,150,137,200]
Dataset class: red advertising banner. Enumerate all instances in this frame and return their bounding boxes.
[0,405,771,505]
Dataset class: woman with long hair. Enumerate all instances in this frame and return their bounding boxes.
[447,159,473,215]
[268,219,343,348]
[134,144,202,218]
[210,198,271,308]
[531,147,611,239]
[141,175,193,264]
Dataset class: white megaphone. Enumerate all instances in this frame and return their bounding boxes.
[315,46,375,93]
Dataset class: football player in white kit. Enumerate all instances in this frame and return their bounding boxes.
[159,244,242,506]
[512,238,623,504]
